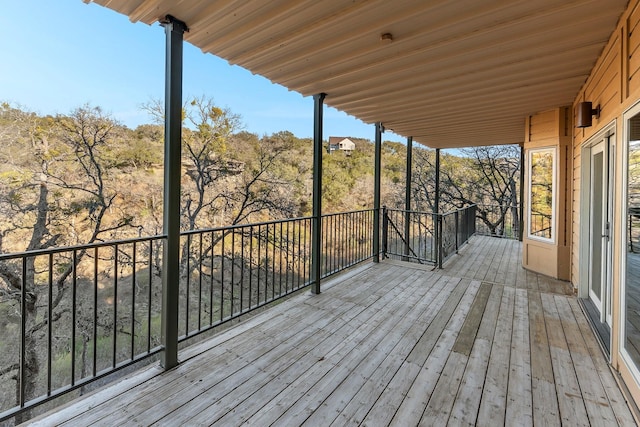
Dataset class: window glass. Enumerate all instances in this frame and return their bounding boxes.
[528,148,555,241]
[625,112,640,367]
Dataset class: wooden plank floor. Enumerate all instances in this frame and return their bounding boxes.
[28,237,636,426]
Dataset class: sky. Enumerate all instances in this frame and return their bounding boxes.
[0,0,405,142]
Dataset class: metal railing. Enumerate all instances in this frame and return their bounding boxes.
[0,236,165,422]
[383,205,477,266]
[0,209,375,421]
[475,204,520,239]
[176,210,374,340]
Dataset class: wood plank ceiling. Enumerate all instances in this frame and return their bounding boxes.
[86,0,628,148]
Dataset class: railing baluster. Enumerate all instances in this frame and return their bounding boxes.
[221,231,225,321]
[20,257,26,408]
[257,225,262,304]
[71,249,77,385]
[185,235,191,336]
[271,223,276,299]
[148,243,153,354]
[231,230,235,316]
[132,242,137,360]
[249,226,254,309]
[279,221,283,296]
[198,233,203,331]
[113,245,118,368]
[94,247,99,375]
[209,231,214,327]
[48,253,53,396]
[240,229,244,313]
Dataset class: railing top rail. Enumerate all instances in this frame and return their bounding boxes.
[180,215,314,236]
[0,234,166,261]
[322,208,375,217]
[386,205,477,217]
[2,209,378,259]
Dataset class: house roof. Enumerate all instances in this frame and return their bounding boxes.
[328,137,353,145]
[85,0,628,148]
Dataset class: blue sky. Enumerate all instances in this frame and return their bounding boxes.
[0,1,404,142]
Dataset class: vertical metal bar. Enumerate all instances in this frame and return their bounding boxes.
[231,230,235,315]
[221,232,225,321]
[373,122,383,262]
[264,226,269,301]
[404,137,413,261]
[240,229,244,312]
[271,223,276,297]
[297,220,302,289]
[113,245,118,368]
[382,207,388,258]
[279,221,283,295]
[455,210,460,253]
[209,232,214,326]
[132,242,137,359]
[148,243,152,353]
[160,14,187,370]
[311,93,325,294]
[434,148,441,267]
[48,253,53,394]
[285,221,290,292]
[20,257,26,407]
[93,247,98,375]
[198,234,203,331]
[185,235,191,335]
[519,145,525,241]
[257,225,262,303]
[71,250,77,385]
[249,227,254,308]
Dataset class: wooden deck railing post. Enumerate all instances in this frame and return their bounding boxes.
[160,15,188,370]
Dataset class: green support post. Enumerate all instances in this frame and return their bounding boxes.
[311,93,326,294]
[373,122,383,262]
[404,137,413,261]
[160,15,187,370]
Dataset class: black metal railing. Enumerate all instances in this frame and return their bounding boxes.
[177,210,374,340]
[475,204,520,239]
[0,209,375,421]
[383,205,477,266]
[0,236,165,422]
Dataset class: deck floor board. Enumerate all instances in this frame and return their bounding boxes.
[28,236,636,427]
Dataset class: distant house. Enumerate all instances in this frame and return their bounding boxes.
[327,137,356,155]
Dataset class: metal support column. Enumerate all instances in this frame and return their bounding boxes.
[434,148,442,268]
[160,15,187,370]
[311,93,326,294]
[403,137,413,261]
[519,145,525,241]
[373,122,383,262]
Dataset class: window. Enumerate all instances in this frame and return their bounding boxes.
[528,147,555,242]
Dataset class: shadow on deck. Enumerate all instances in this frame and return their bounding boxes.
[28,236,636,426]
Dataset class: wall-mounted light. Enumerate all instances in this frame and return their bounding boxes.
[576,101,600,128]
[380,33,393,43]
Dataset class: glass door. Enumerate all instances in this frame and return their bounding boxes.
[589,140,611,325]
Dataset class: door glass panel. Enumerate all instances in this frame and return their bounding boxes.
[626,112,640,365]
[528,148,554,241]
[591,151,603,300]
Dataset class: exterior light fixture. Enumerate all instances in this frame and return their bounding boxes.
[576,101,601,128]
[380,33,393,43]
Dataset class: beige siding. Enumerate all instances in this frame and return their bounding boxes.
[571,0,640,407]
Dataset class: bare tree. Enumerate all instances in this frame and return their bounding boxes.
[0,105,131,420]
[411,145,521,237]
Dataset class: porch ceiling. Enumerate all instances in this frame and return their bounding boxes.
[86,0,627,149]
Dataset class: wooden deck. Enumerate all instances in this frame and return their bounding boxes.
[28,236,636,426]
